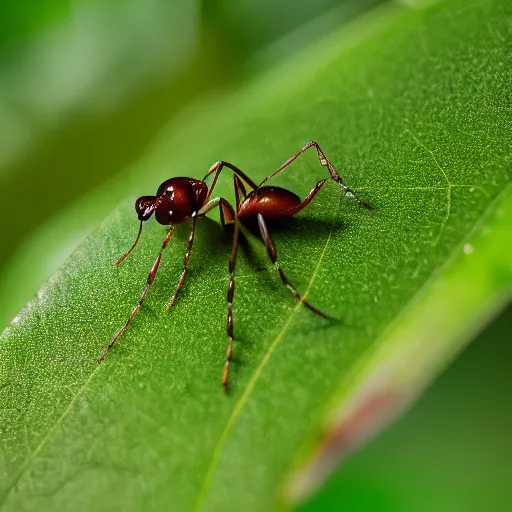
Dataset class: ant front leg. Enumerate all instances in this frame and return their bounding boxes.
[259,141,373,209]
[257,214,332,319]
[167,215,197,310]
[98,226,175,362]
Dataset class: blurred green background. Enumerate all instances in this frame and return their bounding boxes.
[301,302,512,512]
[0,1,510,510]
[0,0,384,327]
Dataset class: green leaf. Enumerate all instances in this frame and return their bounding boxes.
[1,0,511,510]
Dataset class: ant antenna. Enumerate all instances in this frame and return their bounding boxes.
[114,220,143,266]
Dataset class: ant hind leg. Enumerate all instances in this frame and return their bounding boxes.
[256,213,332,320]
[258,141,373,210]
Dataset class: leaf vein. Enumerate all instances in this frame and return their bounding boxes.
[0,368,99,506]
[283,179,512,501]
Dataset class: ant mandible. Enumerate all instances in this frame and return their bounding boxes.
[98,141,372,390]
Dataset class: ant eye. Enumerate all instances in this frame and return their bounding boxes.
[135,196,156,221]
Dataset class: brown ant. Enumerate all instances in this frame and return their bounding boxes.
[98,142,372,389]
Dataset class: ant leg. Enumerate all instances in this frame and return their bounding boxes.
[198,197,224,216]
[202,161,258,202]
[167,215,197,310]
[197,194,240,388]
[220,177,246,390]
[291,178,329,215]
[235,175,247,208]
[197,192,242,389]
[257,213,332,319]
[223,217,240,391]
[259,141,372,209]
[98,226,175,362]
[218,181,241,227]
[198,196,236,224]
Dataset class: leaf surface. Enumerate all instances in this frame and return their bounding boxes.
[1,0,511,510]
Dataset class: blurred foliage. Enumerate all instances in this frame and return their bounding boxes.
[301,302,512,512]
[0,1,69,46]
[0,0,203,277]
[203,0,384,58]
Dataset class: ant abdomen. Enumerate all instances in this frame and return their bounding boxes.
[238,186,303,219]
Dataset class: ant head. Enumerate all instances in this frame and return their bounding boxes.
[135,196,156,221]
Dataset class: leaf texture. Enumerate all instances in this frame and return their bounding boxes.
[1,0,511,510]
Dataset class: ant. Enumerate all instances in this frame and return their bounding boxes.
[98,141,372,389]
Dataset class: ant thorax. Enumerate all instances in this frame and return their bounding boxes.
[155,177,207,225]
